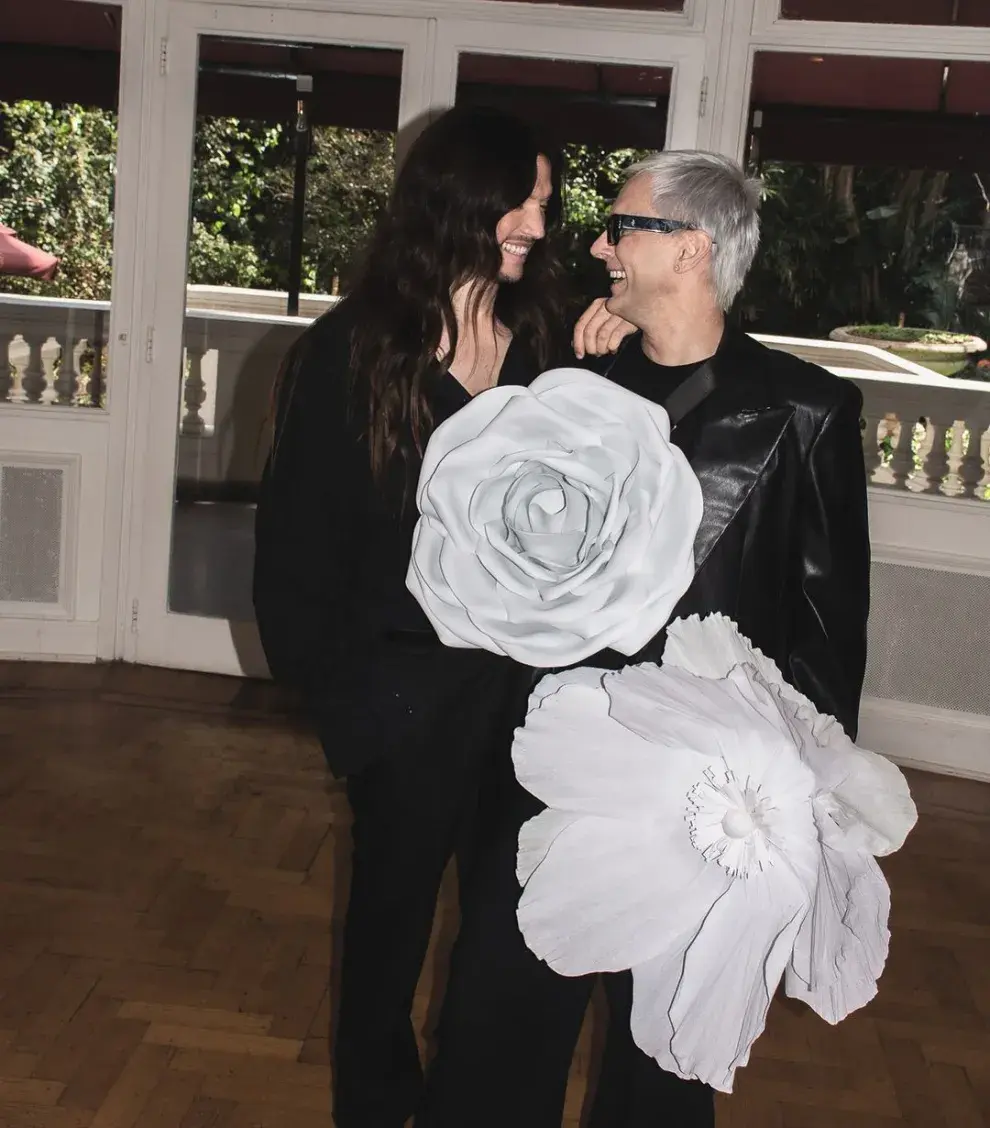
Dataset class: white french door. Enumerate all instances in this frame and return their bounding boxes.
[429,18,707,151]
[124,0,708,679]
[125,0,432,676]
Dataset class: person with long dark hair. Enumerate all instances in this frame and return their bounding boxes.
[252,105,571,1128]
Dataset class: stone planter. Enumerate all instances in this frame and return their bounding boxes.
[829,325,987,377]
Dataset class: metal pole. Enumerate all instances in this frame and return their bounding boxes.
[286,71,312,317]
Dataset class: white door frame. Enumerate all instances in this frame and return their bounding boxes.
[428,17,709,154]
[709,0,990,160]
[124,0,433,676]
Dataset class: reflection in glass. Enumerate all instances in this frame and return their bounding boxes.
[168,37,401,621]
[738,49,990,367]
[780,0,990,25]
[0,0,121,406]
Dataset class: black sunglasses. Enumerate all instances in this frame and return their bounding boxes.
[605,214,701,246]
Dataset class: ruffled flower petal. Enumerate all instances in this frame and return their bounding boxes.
[514,670,707,820]
[638,876,810,1093]
[786,845,891,1024]
[517,813,729,974]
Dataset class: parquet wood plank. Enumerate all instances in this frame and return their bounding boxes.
[88,1043,173,1128]
[178,1096,238,1128]
[0,660,987,1127]
[129,1072,202,1128]
[142,1025,302,1060]
[117,1003,272,1036]
[0,1103,92,1128]
[56,1016,148,1114]
[167,1048,330,1089]
[0,1077,65,1104]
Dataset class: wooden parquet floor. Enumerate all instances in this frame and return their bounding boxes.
[0,661,987,1128]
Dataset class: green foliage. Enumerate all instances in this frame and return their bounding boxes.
[558,144,647,302]
[269,126,395,294]
[4,97,986,366]
[187,117,282,289]
[739,161,990,348]
[845,325,973,344]
[0,100,117,300]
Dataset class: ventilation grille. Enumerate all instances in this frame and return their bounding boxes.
[0,463,65,605]
[865,560,990,716]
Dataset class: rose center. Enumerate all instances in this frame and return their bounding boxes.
[531,486,566,517]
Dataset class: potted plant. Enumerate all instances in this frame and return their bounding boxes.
[828,324,987,377]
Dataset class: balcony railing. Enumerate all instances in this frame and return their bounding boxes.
[2,290,989,499]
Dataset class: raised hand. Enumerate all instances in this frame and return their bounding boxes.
[572,297,637,360]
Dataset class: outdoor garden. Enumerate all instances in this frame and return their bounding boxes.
[1,98,989,378]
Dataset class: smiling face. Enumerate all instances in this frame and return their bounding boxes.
[495,154,552,283]
[590,172,685,326]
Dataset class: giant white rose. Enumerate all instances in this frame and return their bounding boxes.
[406,368,703,667]
[513,614,917,1093]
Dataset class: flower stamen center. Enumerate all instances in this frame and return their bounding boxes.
[687,767,777,879]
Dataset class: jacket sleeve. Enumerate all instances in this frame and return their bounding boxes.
[787,381,871,739]
[252,323,367,703]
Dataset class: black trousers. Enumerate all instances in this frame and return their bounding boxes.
[416,771,715,1128]
[331,660,524,1128]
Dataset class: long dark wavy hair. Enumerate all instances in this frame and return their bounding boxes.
[343,104,568,487]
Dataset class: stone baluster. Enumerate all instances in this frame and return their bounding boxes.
[921,416,952,495]
[20,333,48,403]
[942,418,968,497]
[889,414,917,490]
[0,332,14,402]
[861,413,885,483]
[959,416,990,500]
[86,312,106,408]
[53,309,81,405]
[180,344,207,436]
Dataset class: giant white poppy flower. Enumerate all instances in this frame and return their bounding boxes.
[406,368,703,666]
[514,614,917,1092]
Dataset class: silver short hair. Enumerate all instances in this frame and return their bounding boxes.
[625,150,762,311]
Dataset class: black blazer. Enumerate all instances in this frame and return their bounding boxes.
[583,326,871,739]
[252,300,540,777]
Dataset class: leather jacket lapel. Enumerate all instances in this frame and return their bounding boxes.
[669,330,795,570]
[677,403,795,569]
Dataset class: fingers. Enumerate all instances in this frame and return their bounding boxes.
[573,298,636,360]
[607,319,635,355]
[572,298,608,359]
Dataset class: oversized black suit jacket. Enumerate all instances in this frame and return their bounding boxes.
[254,311,870,780]
[583,325,871,739]
[253,301,540,778]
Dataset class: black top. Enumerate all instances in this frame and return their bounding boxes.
[600,339,704,407]
[252,299,542,774]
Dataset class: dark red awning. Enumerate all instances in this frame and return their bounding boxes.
[0,225,59,281]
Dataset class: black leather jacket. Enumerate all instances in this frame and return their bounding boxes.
[582,326,871,739]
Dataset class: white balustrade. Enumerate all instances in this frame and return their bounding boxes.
[757,334,990,503]
[0,293,109,408]
[2,292,989,501]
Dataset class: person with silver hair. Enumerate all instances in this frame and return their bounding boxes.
[415,150,871,1128]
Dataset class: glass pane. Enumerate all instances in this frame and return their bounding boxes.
[780,0,990,25]
[168,35,401,620]
[479,0,682,9]
[0,0,120,407]
[457,53,672,303]
[737,50,990,380]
